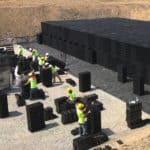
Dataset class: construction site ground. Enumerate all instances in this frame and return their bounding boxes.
[0,43,149,150]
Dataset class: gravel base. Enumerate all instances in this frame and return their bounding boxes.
[0,43,149,150]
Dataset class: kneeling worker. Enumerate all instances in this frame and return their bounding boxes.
[24,72,37,100]
[76,103,90,136]
[66,87,76,103]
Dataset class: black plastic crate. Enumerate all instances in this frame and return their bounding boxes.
[117,64,127,83]
[26,102,45,132]
[79,71,91,92]
[0,94,9,118]
[133,76,144,96]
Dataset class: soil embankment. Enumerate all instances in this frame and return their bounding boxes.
[0,0,150,39]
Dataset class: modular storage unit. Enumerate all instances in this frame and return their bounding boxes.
[41,18,150,84]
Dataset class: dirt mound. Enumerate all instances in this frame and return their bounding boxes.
[119,126,150,150]
[99,125,150,150]
[0,0,150,39]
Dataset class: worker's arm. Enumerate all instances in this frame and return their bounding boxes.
[24,79,30,86]
[14,66,19,77]
[31,52,34,56]
[31,69,35,73]
[67,97,71,102]
[84,108,91,116]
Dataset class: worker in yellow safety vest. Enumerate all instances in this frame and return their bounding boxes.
[18,45,23,57]
[76,103,90,136]
[50,64,62,83]
[24,72,37,100]
[66,87,77,103]
[29,48,39,62]
[44,52,49,61]
[38,56,45,70]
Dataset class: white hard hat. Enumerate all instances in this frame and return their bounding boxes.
[3,47,7,51]
[18,45,21,48]
[29,48,32,51]
[44,62,49,67]
[45,53,49,56]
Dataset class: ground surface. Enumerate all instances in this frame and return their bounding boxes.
[0,0,150,39]
[1,43,149,150]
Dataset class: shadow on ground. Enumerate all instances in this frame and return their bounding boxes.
[9,111,23,118]
[44,122,59,130]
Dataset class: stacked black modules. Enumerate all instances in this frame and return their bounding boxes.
[54,96,77,124]
[133,75,144,96]
[0,94,9,118]
[26,102,45,132]
[126,100,142,129]
[46,56,66,69]
[79,71,91,92]
[73,94,108,150]
[0,54,11,118]
[17,57,32,74]
[117,64,127,83]
[61,109,78,124]
[44,107,53,121]
[87,104,101,135]
[54,96,69,113]
[41,18,150,86]
[40,68,52,87]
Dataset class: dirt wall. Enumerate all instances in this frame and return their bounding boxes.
[0,0,150,41]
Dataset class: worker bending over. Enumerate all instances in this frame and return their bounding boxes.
[51,64,62,83]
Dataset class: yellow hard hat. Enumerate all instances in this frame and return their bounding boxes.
[77,103,85,110]
[28,72,33,77]
[66,87,72,93]
[41,56,45,60]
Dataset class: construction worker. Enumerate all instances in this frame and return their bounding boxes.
[76,103,89,136]
[66,87,76,103]
[29,48,39,62]
[43,62,50,69]
[42,62,53,85]
[14,63,21,86]
[45,52,49,61]
[50,64,62,83]
[38,56,45,70]
[18,45,23,57]
[24,72,37,100]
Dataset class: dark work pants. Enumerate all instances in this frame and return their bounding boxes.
[79,123,87,136]
[29,88,37,100]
